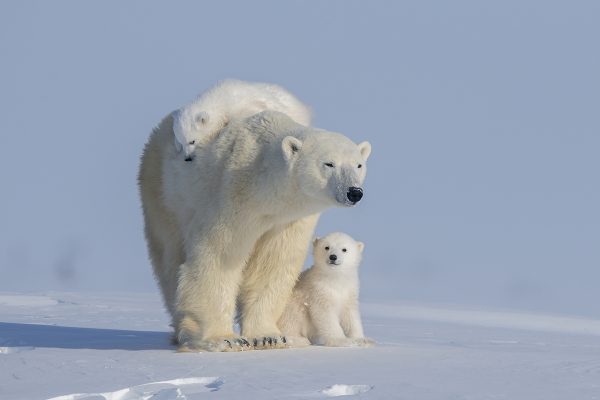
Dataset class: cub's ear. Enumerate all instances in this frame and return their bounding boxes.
[357,242,365,253]
[174,136,183,153]
[357,141,371,161]
[195,111,210,126]
[313,237,321,247]
[282,136,303,162]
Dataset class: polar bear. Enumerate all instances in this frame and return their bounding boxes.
[138,109,371,351]
[173,79,311,161]
[278,232,374,347]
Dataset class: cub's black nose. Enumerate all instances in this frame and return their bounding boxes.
[329,254,337,261]
[184,156,194,162]
[347,187,363,203]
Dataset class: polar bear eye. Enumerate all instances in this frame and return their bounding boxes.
[325,246,330,250]
[357,164,362,168]
[342,248,347,252]
[189,140,195,145]
[324,162,335,168]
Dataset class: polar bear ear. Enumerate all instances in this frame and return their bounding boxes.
[194,111,209,126]
[174,136,183,153]
[282,136,303,162]
[357,141,371,161]
[313,237,321,247]
[357,242,365,253]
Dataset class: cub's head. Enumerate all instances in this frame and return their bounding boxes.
[313,232,364,270]
[282,130,371,208]
[190,110,213,138]
[173,110,215,161]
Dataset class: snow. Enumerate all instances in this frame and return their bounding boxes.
[1,293,600,399]
[0,295,60,307]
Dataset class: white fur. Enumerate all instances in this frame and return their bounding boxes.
[278,232,375,347]
[173,79,312,160]
[138,110,371,351]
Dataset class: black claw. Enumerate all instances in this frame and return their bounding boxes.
[273,337,278,345]
[253,338,258,347]
[281,336,287,344]
[241,338,250,347]
[224,339,232,348]
[268,337,273,346]
[263,337,267,346]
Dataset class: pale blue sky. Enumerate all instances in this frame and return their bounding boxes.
[1,1,598,317]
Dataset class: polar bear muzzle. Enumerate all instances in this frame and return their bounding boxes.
[347,187,363,204]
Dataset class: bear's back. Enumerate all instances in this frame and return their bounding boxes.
[208,110,309,166]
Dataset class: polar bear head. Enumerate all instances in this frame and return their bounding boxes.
[313,232,364,270]
[282,131,371,208]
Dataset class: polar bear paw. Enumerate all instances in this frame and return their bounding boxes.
[178,336,254,352]
[248,335,290,350]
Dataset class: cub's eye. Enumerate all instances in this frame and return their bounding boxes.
[189,140,195,145]
[342,248,347,252]
[357,164,362,168]
[324,162,335,168]
[325,246,330,250]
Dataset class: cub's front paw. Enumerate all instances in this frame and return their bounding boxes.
[322,337,376,347]
[352,337,376,347]
[178,336,253,352]
[323,337,356,347]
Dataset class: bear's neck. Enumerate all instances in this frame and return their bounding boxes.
[252,166,328,223]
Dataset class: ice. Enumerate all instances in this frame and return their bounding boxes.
[321,384,373,397]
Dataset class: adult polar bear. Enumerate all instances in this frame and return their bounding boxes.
[139,110,371,351]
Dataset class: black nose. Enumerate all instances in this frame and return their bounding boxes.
[329,254,337,261]
[347,187,363,203]
[184,156,194,162]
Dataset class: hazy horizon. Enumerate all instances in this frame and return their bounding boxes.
[1,1,599,318]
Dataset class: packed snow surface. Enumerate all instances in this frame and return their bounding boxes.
[1,292,600,399]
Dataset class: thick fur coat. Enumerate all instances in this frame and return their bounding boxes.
[138,110,371,351]
[278,232,374,347]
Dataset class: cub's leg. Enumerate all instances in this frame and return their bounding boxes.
[308,303,353,347]
[340,301,375,347]
[239,214,319,349]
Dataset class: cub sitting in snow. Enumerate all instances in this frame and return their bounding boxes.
[278,232,375,347]
[173,79,312,161]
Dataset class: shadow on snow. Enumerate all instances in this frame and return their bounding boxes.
[0,322,173,351]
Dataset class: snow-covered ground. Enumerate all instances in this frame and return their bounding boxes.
[1,293,599,400]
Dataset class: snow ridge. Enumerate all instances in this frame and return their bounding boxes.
[46,377,223,400]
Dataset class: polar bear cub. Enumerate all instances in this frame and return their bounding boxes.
[278,232,375,347]
[173,79,312,161]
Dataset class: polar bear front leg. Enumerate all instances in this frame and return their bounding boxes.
[239,214,319,348]
[175,247,247,352]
